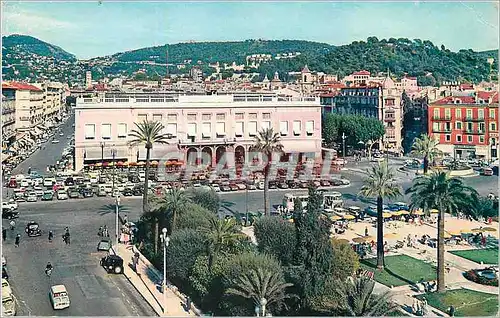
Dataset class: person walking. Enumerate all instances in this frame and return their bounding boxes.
[48,231,54,242]
[364,226,368,237]
[9,220,15,230]
[2,229,6,241]
[14,234,20,247]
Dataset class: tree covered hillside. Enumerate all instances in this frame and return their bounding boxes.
[2,34,76,61]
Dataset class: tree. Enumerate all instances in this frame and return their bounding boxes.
[322,114,385,149]
[188,187,234,216]
[406,171,478,291]
[225,253,294,316]
[410,134,442,174]
[359,162,401,269]
[128,120,171,214]
[254,216,297,265]
[331,239,360,280]
[200,218,245,271]
[473,196,498,219]
[253,128,284,215]
[176,203,216,231]
[336,276,398,316]
[166,229,206,286]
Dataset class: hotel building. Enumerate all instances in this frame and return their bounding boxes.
[74,93,322,171]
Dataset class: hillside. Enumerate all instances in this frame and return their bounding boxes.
[2,34,76,61]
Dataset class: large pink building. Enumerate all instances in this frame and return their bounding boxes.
[74,93,322,171]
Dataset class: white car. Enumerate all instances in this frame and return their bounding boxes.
[236,183,246,190]
[59,132,64,136]
[43,178,56,187]
[52,139,60,144]
[26,194,38,202]
[49,285,70,310]
[2,279,12,297]
[257,181,265,190]
[20,179,31,188]
[2,256,6,266]
[2,201,18,211]
[57,190,68,200]
[211,185,221,192]
[14,174,25,182]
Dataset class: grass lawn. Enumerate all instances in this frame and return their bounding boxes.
[416,288,499,316]
[449,248,499,265]
[359,254,436,287]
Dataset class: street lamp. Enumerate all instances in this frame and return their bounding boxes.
[161,227,170,314]
[111,147,117,191]
[100,142,106,172]
[115,195,120,247]
[341,132,347,160]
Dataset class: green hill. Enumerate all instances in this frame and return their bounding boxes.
[2,34,76,61]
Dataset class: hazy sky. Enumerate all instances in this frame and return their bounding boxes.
[2,0,498,59]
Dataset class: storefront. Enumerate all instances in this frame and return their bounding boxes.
[454,145,476,159]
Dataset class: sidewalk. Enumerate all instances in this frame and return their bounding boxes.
[114,244,198,317]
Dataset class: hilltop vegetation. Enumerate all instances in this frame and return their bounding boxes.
[2,34,76,61]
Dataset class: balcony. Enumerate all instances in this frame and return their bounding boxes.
[463,129,485,135]
[432,115,451,121]
[463,116,485,122]
[384,116,396,122]
[432,127,452,133]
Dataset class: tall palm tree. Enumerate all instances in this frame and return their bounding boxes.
[337,276,398,316]
[226,267,294,315]
[152,187,192,253]
[128,120,171,214]
[410,134,442,174]
[200,218,245,270]
[359,162,401,269]
[406,171,478,291]
[253,128,284,215]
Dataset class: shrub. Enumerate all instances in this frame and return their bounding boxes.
[254,216,297,265]
[463,269,499,286]
[165,229,206,285]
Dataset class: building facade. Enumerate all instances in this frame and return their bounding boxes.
[2,93,16,147]
[74,93,322,171]
[2,82,44,131]
[428,92,499,160]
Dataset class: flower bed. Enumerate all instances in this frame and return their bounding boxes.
[463,268,498,286]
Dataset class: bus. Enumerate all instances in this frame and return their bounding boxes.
[282,191,343,211]
[282,193,309,210]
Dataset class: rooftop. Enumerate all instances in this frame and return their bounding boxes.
[2,81,43,92]
[432,92,499,105]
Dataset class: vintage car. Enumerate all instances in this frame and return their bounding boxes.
[49,285,70,310]
[97,239,112,251]
[100,255,124,274]
[25,221,42,237]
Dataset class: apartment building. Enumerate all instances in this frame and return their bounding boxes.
[2,82,44,131]
[2,93,16,146]
[428,91,499,160]
[74,93,322,171]
[33,81,66,125]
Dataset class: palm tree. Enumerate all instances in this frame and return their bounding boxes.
[200,218,244,270]
[410,134,442,174]
[359,162,401,269]
[337,276,398,316]
[226,267,294,315]
[128,120,172,214]
[252,128,284,215]
[406,171,478,291]
[152,187,192,253]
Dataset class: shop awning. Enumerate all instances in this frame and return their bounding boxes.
[83,147,128,161]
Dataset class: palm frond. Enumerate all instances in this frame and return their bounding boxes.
[127,120,171,148]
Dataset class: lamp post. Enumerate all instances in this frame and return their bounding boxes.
[100,142,105,172]
[111,147,117,191]
[161,227,170,314]
[384,139,389,163]
[341,132,347,161]
[115,195,120,247]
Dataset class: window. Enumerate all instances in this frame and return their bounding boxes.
[152,114,162,122]
[261,121,271,130]
[455,109,462,118]
[202,114,212,121]
[248,121,257,136]
[262,113,271,120]
[306,121,314,136]
[456,135,462,142]
[117,123,127,138]
[445,108,451,118]
[166,123,177,137]
[167,114,177,121]
[202,123,211,138]
[280,121,288,136]
[466,109,472,118]
[445,134,451,142]
[433,109,439,117]
[478,109,484,119]
[490,122,497,131]
[138,114,147,122]
[432,122,440,131]
[467,122,473,131]
[84,124,95,140]
[293,121,301,136]
[216,113,225,121]
[479,136,485,143]
[187,114,197,121]
[187,123,197,137]
[489,109,495,119]
[479,122,485,132]
[216,122,226,137]
[249,113,258,120]
[455,122,462,130]
[467,135,473,143]
[235,122,244,137]
[235,113,244,120]
[445,122,451,131]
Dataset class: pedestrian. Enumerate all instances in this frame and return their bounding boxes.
[48,231,53,242]
[14,234,20,247]
[9,220,15,230]
[364,226,368,237]
[123,215,128,225]
[2,229,6,241]
[449,305,455,317]
[98,226,103,237]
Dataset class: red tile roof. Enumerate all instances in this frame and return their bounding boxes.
[432,92,499,105]
[459,83,474,90]
[353,70,370,76]
[2,81,42,92]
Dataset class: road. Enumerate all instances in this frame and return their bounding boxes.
[2,197,157,316]
[11,113,75,176]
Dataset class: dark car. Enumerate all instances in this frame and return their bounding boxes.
[128,174,140,183]
[42,191,54,201]
[268,181,277,189]
[81,188,93,198]
[97,239,112,251]
[25,221,42,237]
[132,186,144,196]
[277,181,289,189]
[2,267,8,280]
[100,255,123,274]
[2,208,19,220]
[122,188,134,196]
[64,177,75,186]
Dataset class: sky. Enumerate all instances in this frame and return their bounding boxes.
[2,0,499,59]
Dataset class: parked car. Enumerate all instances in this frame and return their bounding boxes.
[122,188,134,196]
[257,181,265,190]
[42,191,54,201]
[481,167,494,176]
[97,189,107,197]
[236,183,246,190]
[2,200,18,211]
[229,184,239,191]
[211,185,221,192]
[68,188,80,199]
[246,183,256,190]
[57,190,68,200]
[51,139,60,144]
[278,181,289,189]
[320,180,331,187]
[220,184,231,192]
[26,194,38,202]
[2,208,19,220]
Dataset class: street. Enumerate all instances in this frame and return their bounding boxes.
[2,196,157,316]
